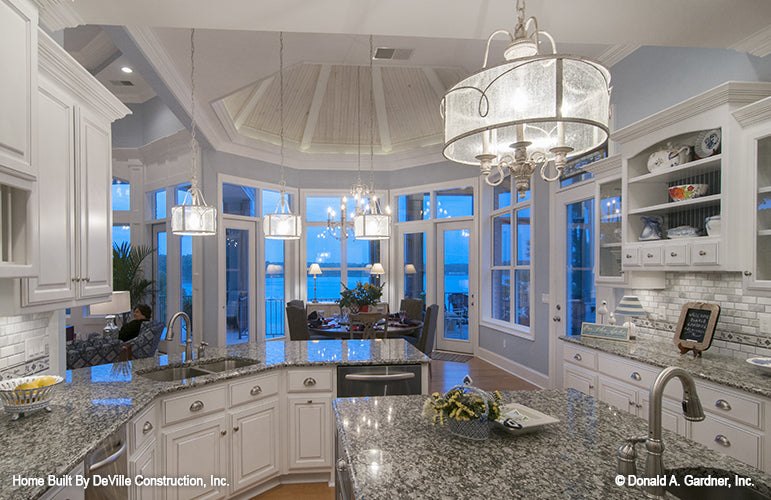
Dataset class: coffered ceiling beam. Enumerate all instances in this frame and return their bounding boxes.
[234,76,274,130]
[301,64,331,151]
[372,66,391,153]
[422,67,446,101]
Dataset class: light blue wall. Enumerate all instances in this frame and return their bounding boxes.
[112,97,184,148]
[611,47,771,129]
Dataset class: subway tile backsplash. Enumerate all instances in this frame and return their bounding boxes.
[632,271,771,360]
[0,313,51,381]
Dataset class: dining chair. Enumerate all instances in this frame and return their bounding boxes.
[399,298,424,321]
[287,299,305,310]
[285,304,310,341]
[416,304,439,377]
[350,311,388,339]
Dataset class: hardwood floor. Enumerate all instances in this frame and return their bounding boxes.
[250,356,535,499]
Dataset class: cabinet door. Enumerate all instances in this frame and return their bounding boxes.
[598,376,637,415]
[230,398,280,493]
[287,395,332,470]
[164,416,228,500]
[23,79,77,305]
[129,442,158,500]
[77,108,112,298]
[0,0,36,175]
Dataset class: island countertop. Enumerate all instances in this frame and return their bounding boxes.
[333,389,771,499]
[0,339,426,500]
[560,335,771,399]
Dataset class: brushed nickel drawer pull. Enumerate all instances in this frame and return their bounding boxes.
[714,434,731,447]
[647,253,654,258]
[189,400,204,412]
[744,271,753,276]
[573,353,582,361]
[307,400,313,404]
[625,254,632,259]
[699,250,707,256]
[250,385,262,396]
[715,399,731,411]
[142,421,153,434]
[631,372,642,381]
[303,377,317,387]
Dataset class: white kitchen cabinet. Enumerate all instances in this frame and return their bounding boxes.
[285,367,334,471]
[39,462,84,500]
[230,397,280,493]
[130,442,159,500]
[613,81,771,273]
[733,96,771,290]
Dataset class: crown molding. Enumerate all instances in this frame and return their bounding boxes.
[730,24,771,57]
[611,81,771,144]
[38,30,130,122]
[584,153,621,177]
[31,0,84,31]
[732,96,771,127]
[595,44,640,67]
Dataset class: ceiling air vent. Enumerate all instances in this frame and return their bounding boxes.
[110,80,135,86]
[373,48,413,61]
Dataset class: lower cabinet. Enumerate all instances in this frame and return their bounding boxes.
[287,395,333,470]
[129,442,159,500]
[230,397,280,493]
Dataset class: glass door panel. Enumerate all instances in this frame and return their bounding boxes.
[403,232,426,301]
[225,228,250,344]
[565,199,595,336]
[436,221,474,354]
[265,238,285,338]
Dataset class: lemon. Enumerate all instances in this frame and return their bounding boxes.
[35,376,57,387]
[14,382,36,391]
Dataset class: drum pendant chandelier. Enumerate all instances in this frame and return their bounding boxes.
[441,0,612,198]
[172,28,217,236]
[264,32,302,240]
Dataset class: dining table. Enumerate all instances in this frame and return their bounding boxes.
[309,318,423,339]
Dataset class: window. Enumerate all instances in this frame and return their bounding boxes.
[489,178,531,330]
[398,192,430,221]
[437,186,473,218]
[112,224,130,250]
[112,178,130,211]
[265,238,285,338]
[223,183,256,216]
[148,189,166,219]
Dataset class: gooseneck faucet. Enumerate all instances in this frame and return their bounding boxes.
[643,366,705,498]
[166,312,193,361]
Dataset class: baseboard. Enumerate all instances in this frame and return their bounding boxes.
[477,347,550,389]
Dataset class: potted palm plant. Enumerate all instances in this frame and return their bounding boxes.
[112,242,156,322]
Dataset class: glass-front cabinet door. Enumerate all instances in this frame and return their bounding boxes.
[596,176,623,283]
[753,134,771,285]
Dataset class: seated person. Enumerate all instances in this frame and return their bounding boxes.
[118,304,152,342]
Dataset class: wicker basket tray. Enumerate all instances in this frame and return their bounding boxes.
[0,375,63,420]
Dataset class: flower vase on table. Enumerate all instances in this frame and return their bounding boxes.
[423,375,502,440]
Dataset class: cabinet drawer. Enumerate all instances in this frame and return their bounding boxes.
[622,247,640,267]
[692,241,719,265]
[563,344,597,370]
[664,243,689,265]
[130,402,157,453]
[162,385,227,426]
[697,382,761,428]
[563,365,597,398]
[230,372,279,407]
[691,414,761,468]
[598,355,661,393]
[641,246,662,266]
[287,368,333,392]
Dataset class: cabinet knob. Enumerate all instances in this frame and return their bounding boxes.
[553,315,561,322]
[307,400,313,404]
[84,277,90,282]
[250,385,262,396]
[714,434,731,447]
[628,401,635,406]
[715,399,732,411]
[303,377,317,387]
[233,426,239,432]
[744,271,753,277]
[635,403,642,409]
[670,252,677,257]
[630,372,642,381]
[625,254,632,259]
[220,430,227,436]
[573,353,582,361]
[699,250,707,256]
[71,277,79,282]
[189,400,204,412]
[588,385,594,389]
[647,253,654,258]
[142,421,153,434]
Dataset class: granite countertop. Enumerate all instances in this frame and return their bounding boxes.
[0,339,426,500]
[334,389,771,499]
[560,335,771,399]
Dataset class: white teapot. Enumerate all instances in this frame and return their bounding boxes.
[647,143,691,173]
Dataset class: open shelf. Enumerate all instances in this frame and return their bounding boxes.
[628,194,721,216]
[758,185,771,195]
[600,243,622,248]
[628,155,721,185]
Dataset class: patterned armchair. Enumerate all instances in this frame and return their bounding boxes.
[66,321,165,369]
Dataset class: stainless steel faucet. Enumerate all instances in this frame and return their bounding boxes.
[618,366,705,499]
[166,312,193,361]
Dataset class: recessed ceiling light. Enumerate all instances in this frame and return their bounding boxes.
[120,66,133,74]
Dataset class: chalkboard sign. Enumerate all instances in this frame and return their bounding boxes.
[580,322,629,341]
[674,302,720,357]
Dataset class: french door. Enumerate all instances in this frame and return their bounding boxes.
[550,182,596,385]
[220,219,255,345]
[435,220,476,354]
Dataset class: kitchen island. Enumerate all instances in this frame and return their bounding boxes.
[0,339,427,500]
[333,389,771,499]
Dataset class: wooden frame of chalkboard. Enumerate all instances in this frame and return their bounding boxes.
[674,302,721,356]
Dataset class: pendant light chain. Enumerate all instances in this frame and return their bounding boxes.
[189,28,199,191]
[368,34,375,193]
[356,64,362,190]
[279,31,286,196]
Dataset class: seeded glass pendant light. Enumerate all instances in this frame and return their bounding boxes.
[441,0,611,198]
[172,28,217,236]
[354,35,391,241]
[264,32,302,240]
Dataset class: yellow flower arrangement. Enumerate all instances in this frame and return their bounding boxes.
[423,386,503,426]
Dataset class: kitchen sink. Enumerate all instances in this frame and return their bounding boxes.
[665,468,771,500]
[194,357,258,372]
[139,366,212,381]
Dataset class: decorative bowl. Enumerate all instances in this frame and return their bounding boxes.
[0,375,63,420]
[705,215,721,237]
[668,184,708,202]
[667,226,700,239]
[746,357,771,374]
[647,144,691,173]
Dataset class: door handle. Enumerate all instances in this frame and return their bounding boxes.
[553,316,561,322]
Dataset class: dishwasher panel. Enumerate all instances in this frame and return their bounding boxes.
[337,364,421,397]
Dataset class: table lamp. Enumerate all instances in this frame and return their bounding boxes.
[370,262,385,287]
[614,296,646,339]
[308,263,322,303]
[90,291,131,336]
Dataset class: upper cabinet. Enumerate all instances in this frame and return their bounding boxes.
[733,96,771,291]
[0,0,38,277]
[612,82,771,273]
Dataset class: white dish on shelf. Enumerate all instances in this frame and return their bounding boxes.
[494,403,559,435]
[667,226,700,239]
[746,357,771,374]
[695,129,721,159]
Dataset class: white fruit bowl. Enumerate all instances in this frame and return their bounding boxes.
[0,375,63,420]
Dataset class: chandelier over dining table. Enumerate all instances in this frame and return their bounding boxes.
[441,0,612,198]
